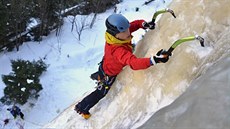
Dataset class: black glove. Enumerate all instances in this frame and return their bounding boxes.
[143,21,155,30]
[151,49,170,65]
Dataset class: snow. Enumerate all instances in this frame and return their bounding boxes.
[26,79,33,84]
[0,0,172,128]
[26,18,41,31]
[21,88,26,92]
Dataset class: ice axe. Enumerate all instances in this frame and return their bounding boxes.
[165,35,204,56]
[152,8,176,23]
[157,35,204,58]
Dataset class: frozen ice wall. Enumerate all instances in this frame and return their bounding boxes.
[44,0,230,128]
[139,0,230,128]
[139,53,230,129]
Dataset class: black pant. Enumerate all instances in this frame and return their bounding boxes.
[13,112,24,119]
[20,112,24,119]
[76,75,116,114]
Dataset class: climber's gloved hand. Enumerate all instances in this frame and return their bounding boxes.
[142,21,155,30]
[150,49,171,65]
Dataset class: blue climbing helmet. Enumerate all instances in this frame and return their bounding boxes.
[105,14,130,36]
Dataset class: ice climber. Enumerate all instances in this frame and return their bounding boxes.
[7,105,24,120]
[75,13,171,119]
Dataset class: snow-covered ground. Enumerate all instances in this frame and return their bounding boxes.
[0,0,172,128]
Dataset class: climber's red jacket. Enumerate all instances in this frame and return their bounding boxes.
[103,20,152,76]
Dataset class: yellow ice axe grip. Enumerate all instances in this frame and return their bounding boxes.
[167,35,205,55]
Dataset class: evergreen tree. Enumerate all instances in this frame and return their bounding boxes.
[1,59,48,105]
[0,1,10,51]
[0,0,120,51]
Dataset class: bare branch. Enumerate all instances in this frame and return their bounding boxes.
[74,16,90,41]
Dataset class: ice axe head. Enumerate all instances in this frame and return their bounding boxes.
[166,8,176,18]
[195,35,205,47]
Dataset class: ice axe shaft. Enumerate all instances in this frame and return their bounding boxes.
[167,35,205,55]
[152,8,176,23]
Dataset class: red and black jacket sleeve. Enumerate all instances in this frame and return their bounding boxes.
[112,46,151,70]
